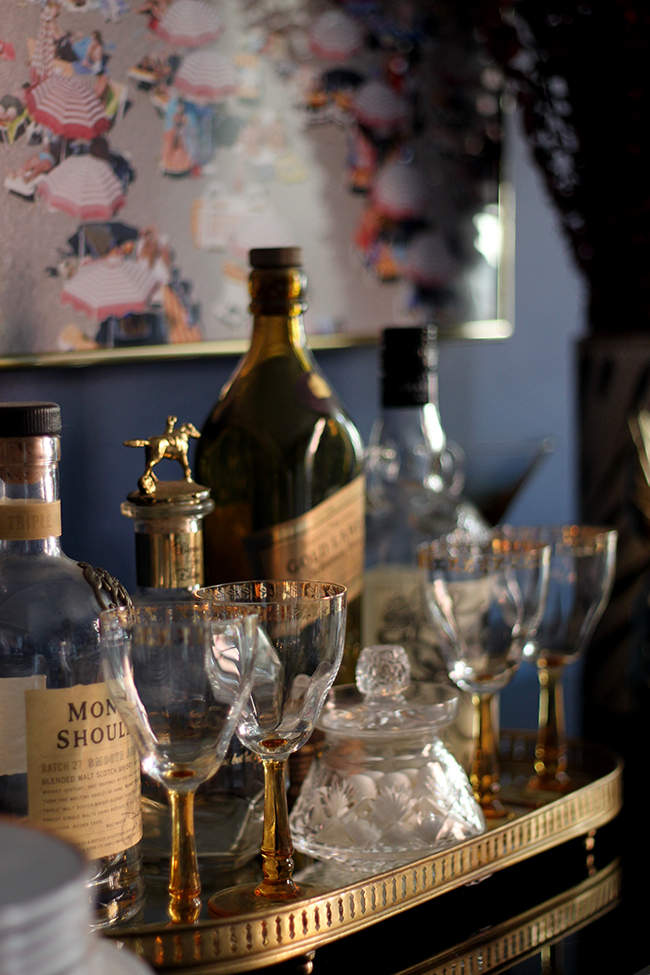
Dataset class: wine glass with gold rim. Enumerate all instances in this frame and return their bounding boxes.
[513,525,617,793]
[195,580,346,916]
[419,532,550,819]
[100,602,254,923]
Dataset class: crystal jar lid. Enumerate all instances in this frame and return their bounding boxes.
[318,644,458,738]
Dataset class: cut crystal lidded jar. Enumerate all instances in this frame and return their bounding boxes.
[290,645,485,870]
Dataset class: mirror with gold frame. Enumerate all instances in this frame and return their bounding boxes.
[0,0,511,365]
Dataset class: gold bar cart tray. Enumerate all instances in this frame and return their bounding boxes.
[107,732,623,973]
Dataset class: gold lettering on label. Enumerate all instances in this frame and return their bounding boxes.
[245,476,365,599]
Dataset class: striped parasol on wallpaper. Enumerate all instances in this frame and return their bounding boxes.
[309,10,363,61]
[351,80,408,133]
[174,50,237,104]
[38,155,126,220]
[61,258,158,320]
[402,231,460,288]
[371,160,429,220]
[26,76,109,141]
[155,0,224,48]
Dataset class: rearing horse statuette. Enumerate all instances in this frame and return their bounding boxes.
[124,415,200,496]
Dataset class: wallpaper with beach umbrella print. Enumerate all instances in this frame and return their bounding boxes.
[0,0,505,357]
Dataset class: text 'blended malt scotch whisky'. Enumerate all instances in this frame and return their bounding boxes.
[196,247,365,683]
[0,401,144,928]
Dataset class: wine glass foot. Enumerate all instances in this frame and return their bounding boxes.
[208,881,325,918]
[169,894,202,924]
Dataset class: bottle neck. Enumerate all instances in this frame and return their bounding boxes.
[373,402,447,483]
[0,436,63,556]
[122,496,214,590]
[245,312,309,368]
[241,263,311,372]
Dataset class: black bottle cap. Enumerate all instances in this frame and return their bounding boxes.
[0,402,62,437]
[380,326,438,407]
[249,247,302,268]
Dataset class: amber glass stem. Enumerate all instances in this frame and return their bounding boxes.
[470,692,505,819]
[168,787,202,923]
[256,758,301,901]
[532,661,569,790]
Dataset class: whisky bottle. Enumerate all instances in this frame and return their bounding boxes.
[0,401,144,928]
[364,326,489,679]
[196,247,365,683]
[121,418,264,869]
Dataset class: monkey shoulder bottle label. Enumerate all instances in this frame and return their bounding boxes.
[244,475,365,599]
[25,681,143,859]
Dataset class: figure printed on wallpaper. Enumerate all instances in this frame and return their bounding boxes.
[0,90,25,124]
[0,39,16,62]
[124,416,201,495]
[98,0,130,23]
[4,136,59,198]
[346,127,378,192]
[72,30,106,75]
[136,0,170,31]
[160,97,198,176]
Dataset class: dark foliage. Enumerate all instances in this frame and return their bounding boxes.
[478,1,650,333]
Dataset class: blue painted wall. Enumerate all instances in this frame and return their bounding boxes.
[0,112,587,734]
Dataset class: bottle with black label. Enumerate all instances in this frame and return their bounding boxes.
[195,247,366,684]
[0,401,144,928]
[121,416,264,869]
[364,326,489,679]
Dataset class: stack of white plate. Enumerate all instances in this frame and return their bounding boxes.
[0,820,151,975]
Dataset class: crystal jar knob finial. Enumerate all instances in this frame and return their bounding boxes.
[355,644,411,698]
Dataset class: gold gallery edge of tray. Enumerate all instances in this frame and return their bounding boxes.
[105,732,623,973]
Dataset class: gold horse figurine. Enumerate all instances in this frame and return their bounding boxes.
[124,415,200,496]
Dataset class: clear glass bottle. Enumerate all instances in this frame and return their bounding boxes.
[0,401,144,929]
[121,439,264,870]
[195,247,366,685]
[363,326,489,681]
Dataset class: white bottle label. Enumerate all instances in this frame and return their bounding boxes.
[0,500,62,540]
[363,564,445,676]
[25,681,143,859]
[245,475,365,600]
[0,675,47,775]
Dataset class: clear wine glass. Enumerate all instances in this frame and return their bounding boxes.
[99,602,254,923]
[419,532,550,819]
[511,525,617,793]
[195,580,347,916]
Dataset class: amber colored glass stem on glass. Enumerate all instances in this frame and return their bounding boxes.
[257,758,301,901]
[470,692,505,819]
[529,659,569,792]
[168,787,202,923]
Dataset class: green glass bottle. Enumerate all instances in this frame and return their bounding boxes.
[195,247,365,683]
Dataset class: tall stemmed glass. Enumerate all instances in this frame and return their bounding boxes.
[100,602,254,923]
[513,525,617,793]
[196,580,347,916]
[419,533,550,819]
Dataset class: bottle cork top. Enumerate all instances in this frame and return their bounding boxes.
[0,402,62,437]
[380,326,438,407]
[249,247,302,268]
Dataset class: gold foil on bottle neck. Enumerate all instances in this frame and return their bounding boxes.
[249,265,308,317]
[122,489,214,590]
